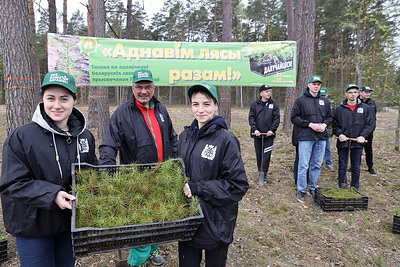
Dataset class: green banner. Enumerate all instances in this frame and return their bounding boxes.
[48,33,297,87]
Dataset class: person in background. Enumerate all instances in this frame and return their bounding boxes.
[359,86,377,176]
[178,83,248,267]
[248,85,280,186]
[320,87,336,172]
[333,84,374,189]
[99,69,178,267]
[291,75,332,203]
[0,71,97,267]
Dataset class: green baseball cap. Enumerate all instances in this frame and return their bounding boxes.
[132,69,154,83]
[320,87,328,95]
[41,71,76,94]
[346,83,359,91]
[360,86,374,92]
[308,75,323,83]
[188,83,218,104]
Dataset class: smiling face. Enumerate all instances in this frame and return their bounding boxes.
[43,86,76,130]
[132,80,155,107]
[191,91,218,128]
[359,90,372,100]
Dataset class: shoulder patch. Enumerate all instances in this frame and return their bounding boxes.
[201,144,217,160]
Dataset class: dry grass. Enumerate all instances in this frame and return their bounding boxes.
[0,105,399,266]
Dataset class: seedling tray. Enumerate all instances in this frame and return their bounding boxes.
[0,239,7,263]
[314,188,368,212]
[393,215,400,235]
[71,161,203,258]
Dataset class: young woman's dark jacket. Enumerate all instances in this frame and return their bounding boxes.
[178,116,248,250]
[0,103,97,237]
[333,99,374,149]
[248,98,280,138]
[291,88,332,141]
[99,96,178,165]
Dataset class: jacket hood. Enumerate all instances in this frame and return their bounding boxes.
[303,87,321,98]
[32,103,87,136]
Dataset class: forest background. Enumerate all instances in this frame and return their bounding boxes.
[0,1,400,266]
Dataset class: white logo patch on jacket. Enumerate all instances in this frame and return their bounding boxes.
[357,107,364,113]
[201,144,217,160]
[79,138,89,153]
[268,104,274,109]
[319,100,325,105]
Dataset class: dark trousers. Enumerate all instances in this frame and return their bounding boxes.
[364,133,374,169]
[178,242,229,267]
[16,231,75,267]
[338,147,363,189]
[254,137,274,173]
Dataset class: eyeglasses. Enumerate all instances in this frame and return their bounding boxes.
[133,84,154,91]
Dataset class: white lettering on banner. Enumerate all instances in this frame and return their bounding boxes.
[201,144,217,160]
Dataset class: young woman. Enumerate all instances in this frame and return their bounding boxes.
[178,83,248,267]
[0,71,97,267]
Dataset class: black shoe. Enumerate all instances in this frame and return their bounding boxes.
[339,183,348,189]
[368,168,377,176]
[307,189,315,197]
[264,174,272,184]
[297,191,306,203]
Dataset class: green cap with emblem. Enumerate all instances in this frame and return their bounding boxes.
[132,69,154,83]
[308,75,322,83]
[346,83,359,91]
[360,86,374,92]
[320,87,328,95]
[40,71,76,94]
[188,83,219,104]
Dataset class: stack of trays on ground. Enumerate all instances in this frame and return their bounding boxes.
[70,159,203,257]
[314,187,368,212]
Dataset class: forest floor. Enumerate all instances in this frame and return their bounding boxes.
[0,105,399,266]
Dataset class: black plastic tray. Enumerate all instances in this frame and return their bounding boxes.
[71,160,203,257]
[314,188,368,212]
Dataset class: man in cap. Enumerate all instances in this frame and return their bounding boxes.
[333,84,374,189]
[99,69,178,267]
[320,87,336,172]
[291,75,332,203]
[248,85,280,186]
[359,86,377,176]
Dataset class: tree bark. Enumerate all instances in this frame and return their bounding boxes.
[220,0,232,127]
[88,0,110,139]
[126,0,133,39]
[48,0,57,33]
[0,0,37,133]
[63,0,68,34]
[87,0,94,36]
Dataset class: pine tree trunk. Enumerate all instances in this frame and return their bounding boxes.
[0,0,36,133]
[220,0,233,127]
[48,0,57,33]
[63,0,68,34]
[88,0,110,139]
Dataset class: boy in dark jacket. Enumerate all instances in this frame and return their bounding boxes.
[333,84,374,189]
[249,85,280,186]
[291,75,332,203]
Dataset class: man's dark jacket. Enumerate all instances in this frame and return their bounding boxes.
[248,97,280,138]
[99,96,178,165]
[291,88,332,141]
[333,99,374,149]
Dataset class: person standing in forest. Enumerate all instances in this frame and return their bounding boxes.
[359,85,377,176]
[320,87,336,172]
[99,69,178,267]
[248,85,280,186]
[178,83,248,267]
[291,75,332,203]
[0,71,97,267]
[333,84,374,189]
